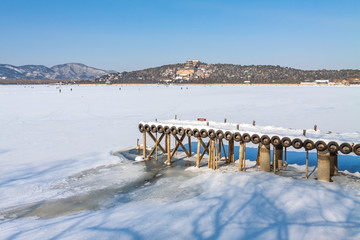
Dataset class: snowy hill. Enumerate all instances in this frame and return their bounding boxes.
[0,63,112,80]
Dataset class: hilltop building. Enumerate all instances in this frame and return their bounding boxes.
[176,59,201,80]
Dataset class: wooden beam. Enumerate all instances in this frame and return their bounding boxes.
[221,140,228,162]
[239,141,244,171]
[147,133,165,158]
[166,133,171,165]
[172,133,190,157]
[143,131,146,159]
[199,141,210,162]
[170,133,187,158]
[147,132,166,153]
[200,138,209,154]
[188,135,192,157]
[196,137,201,168]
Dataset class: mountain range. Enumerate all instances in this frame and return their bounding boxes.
[0,63,112,80]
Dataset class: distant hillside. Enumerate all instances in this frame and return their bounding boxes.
[0,63,112,80]
[96,63,360,84]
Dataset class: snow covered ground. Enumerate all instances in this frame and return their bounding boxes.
[0,84,360,239]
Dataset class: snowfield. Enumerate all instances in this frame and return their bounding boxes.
[0,84,359,239]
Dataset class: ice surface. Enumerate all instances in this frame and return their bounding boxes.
[0,84,359,239]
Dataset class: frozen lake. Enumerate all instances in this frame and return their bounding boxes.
[0,84,359,239]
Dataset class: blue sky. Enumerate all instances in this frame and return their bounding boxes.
[0,0,359,71]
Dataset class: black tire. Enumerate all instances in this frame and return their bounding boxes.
[150,124,157,133]
[216,130,224,139]
[292,138,303,149]
[157,125,164,133]
[340,143,352,154]
[144,124,151,132]
[225,131,233,141]
[251,134,260,144]
[242,133,251,143]
[234,132,242,142]
[185,128,193,136]
[353,144,360,156]
[261,135,271,145]
[315,140,327,151]
[327,141,339,153]
[170,126,177,135]
[200,129,208,138]
[164,126,170,134]
[208,129,216,139]
[138,123,144,133]
[271,136,281,146]
[281,137,292,148]
[177,127,185,135]
[304,139,315,151]
[193,128,200,137]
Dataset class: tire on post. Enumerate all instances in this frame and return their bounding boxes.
[170,126,177,135]
[200,129,208,138]
[327,141,339,154]
[157,125,164,133]
[216,130,224,139]
[251,134,260,144]
[177,127,185,135]
[185,128,193,136]
[234,132,242,142]
[292,138,303,149]
[315,140,327,152]
[225,131,233,141]
[150,124,157,133]
[271,136,281,146]
[261,135,271,145]
[208,129,216,139]
[353,144,360,156]
[138,123,144,133]
[281,137,292,148]
[193,128,200,138]
[242,133,251,143]
[304,139,315,151]
[144,124,151,132]
[340,143,352,154]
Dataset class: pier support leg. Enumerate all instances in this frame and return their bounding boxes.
[256,144,260,166]
[317,149,331,182]
[196,137,201,168]
[274,145,283,170]
[143,131,146,159]
[306,150,309,179]
[259,143,271,172]
[229,139,234,163]
[284,147,287,168]
[239,141,244,171]
[188,136,192,157]
[166,133,171,165]
[243,143,246,171]
[218,139,222,161]
[330,151,338,176]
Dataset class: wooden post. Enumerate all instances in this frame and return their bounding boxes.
[208,139,212,169]
[239,141,244,171]
[317,149,331,182]
[196,137,201,168]
[330,151,338,176]
[155,132,158,161]
[166,133,171,165]
[188,135,192,157]
[218,139,222,162]
[256,144,260,166]
[284,147,287,168]
[273,146,276,173]
[259,143,271,172]
[165,134,168,152]
[143,131,146,159]
[229,139,234,163]
[306,150,309,179]
[274,145,283,171]
[243,143,246,171]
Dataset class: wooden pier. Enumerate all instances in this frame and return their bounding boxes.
[138,120,360,182]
